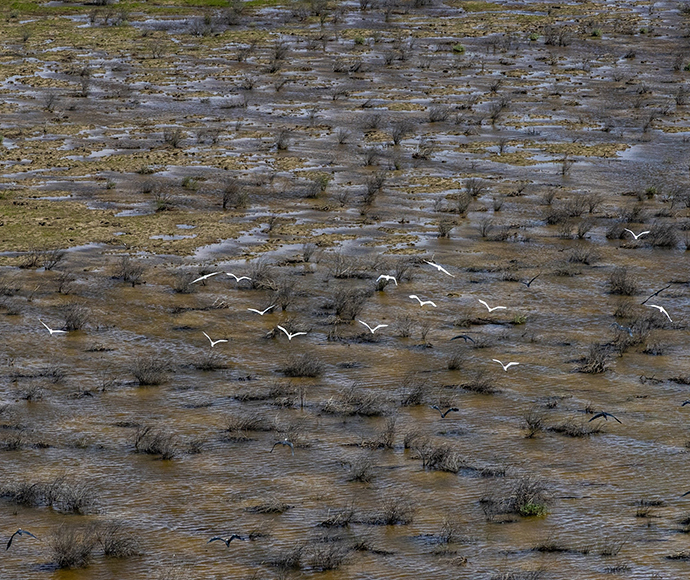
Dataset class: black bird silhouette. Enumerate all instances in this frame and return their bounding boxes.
[682,490,690,497]
[7,529,38,550]
[521,273,540,288]
[588,411,621,424]
[450,334,475,343]
[208,534,246,546]
[430,405,459,418]
[271,438,294,456]
[682,401,690,407]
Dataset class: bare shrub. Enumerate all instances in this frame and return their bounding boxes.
[368,495,414,525]
[115,256,145,286]
[390,120,413,145]
[246,497,293,514]
[97,522,142,558]
[322,384,387,416]
[607,267,638,295]
[130,356,169,386]
[282,353,323,377]
[248,258,276,290]
[347,454,375,482]
[306,542,350,571]
[548,419,602,438]
[225,412,272,440]
[577,343,612,374]
[133,426,178,459]
[648,222,679,247]
[428,105,451,122]
[275,128,292,150]
[173,271,196,294]
[163,128,184,148]
[400,374,427,406]
[50,524,97,569]
[414,440,465,472]
[192,350,226,371]
[267,544,304,570]
[523,408,545,438]
[331,286,371,320]
[461,371,497,394]
[62,303,90,331]
[222,179,248,210]
[481,476,549,520]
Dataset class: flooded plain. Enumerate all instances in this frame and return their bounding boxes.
[1,0,689,578]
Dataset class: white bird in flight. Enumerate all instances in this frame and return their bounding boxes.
[478,299,506,312]
[248,305,276,316]
[202,331,228,348]
[648,304,672,322]
[192,272,221,284]
[623,228,650,240]
[376,274,398,286]
[409,295,437,308]
[226,273,252,283]
[39,319,67,335]
[423,260,454,277]
[276,325,307,341]
[358,320,388,334]
[492,359,519,371]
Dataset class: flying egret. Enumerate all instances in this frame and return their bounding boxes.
[423,260,454,278]
[430,405,459,418]
[376,274,398,286]
[227,273,252,283]
[208,535,246,546]
[648,304,672,322]
[623,228,650,240]
[276,326,307,341]
[409,295,437,308]
[358,320,388,334]
[202,332,228,348]
[588,411,621,424]
[39,319,67,335]
[6,529,38,550]
[478,299,506,312]
[247,305,276,316]
[191,272,221,284]
[492,359,519,371]
[271,438,295,455]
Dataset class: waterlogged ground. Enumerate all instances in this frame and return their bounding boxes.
[1,0,690,579]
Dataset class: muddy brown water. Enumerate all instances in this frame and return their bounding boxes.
[1,239,688,580]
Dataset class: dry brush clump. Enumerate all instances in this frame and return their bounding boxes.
[576,343,612,374]
[367,495,415,525]
[130,355,170,386]
[0,476,97,514]
[322,384,388,416]
[133,426,178,460]
[481,476,550,520]
[97,522,142,558]
[224,411,273,441]
[607,267,638,295]
[414,439,466,473]
[50,523,98,569]
[281,353,323,377]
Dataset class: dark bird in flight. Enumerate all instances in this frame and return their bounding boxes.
[7,529,38,550]
[588,411,621,424]
[208,535,246,546]
[271,438,294,456]
[681,401,690,407]
[430,405,459,418]
[521,273,540,288]
[451,334,475,343]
